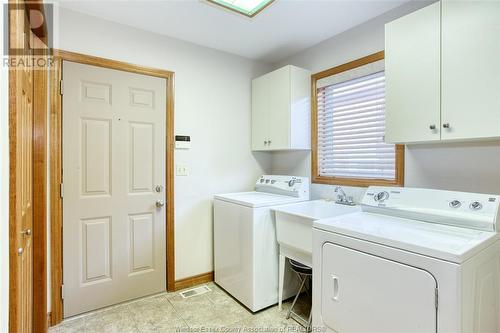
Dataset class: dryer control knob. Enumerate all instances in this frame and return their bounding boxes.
[374,191,389,202]
[469,201,483,211]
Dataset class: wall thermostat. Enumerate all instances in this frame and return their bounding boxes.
[175,135,191,149]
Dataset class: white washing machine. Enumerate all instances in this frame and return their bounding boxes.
[214,175,309,312]
[313,186,500,333]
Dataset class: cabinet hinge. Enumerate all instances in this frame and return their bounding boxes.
[435,288,439,309]
[60,183,64,198]
[59,80,64,95]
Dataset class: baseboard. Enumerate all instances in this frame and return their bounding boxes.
[174,271,214,291]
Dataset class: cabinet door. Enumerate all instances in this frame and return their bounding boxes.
[321,242,437,333]
[268,66,291,150]
[441,0,500,141]
[385,2,441,143]
[252,75,270,150]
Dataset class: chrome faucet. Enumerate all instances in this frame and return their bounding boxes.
[334,186,355,206]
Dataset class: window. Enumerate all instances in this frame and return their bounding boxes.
[206,0,275,17]
[311,52,404,187]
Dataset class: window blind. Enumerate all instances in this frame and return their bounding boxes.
[316,70,396,180]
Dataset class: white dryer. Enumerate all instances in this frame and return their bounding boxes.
[214,175,309,312]
[313,186,500,333]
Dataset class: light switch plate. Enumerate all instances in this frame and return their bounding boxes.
[176,164,188,176]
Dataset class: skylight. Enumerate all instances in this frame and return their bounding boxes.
[207,0,275,17]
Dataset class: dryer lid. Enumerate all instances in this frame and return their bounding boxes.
[314,212,497,263]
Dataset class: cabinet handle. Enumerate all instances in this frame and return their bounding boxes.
[268,140,272,145]
[264,140,268,145]
[443,123,450,129]
[429,124,436,130]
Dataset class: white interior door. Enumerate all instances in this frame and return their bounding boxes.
[321,243,437,333]
[62,61,167,317]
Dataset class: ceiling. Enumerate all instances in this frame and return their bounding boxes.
[58,0,410,63]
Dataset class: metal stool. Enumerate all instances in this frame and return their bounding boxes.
[286,259,312,331]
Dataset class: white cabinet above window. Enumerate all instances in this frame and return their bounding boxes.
[385,0,500,144]
[252,65,311,151]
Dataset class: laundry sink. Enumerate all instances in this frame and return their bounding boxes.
[273,200,360,258]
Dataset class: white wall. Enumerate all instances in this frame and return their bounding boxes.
[271,1,500,199]
[54,8,273,285]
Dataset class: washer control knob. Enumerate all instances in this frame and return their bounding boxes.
[449,200,461,208]
[265,179,270,184]
[469,201,483,211]
[288,179,296,187]
[260,179,264,183]
[374,191,389,202]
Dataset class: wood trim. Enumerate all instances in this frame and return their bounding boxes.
[205,0,275,18]
[49,50,175,326]
[8,4,22,332]
[49,56,63,326]
[174,272,214,291]
[33,50,49,333]
[10,1,50,332]
[311,51,385,81]
[311,51,405,187]
[52,50,174,79]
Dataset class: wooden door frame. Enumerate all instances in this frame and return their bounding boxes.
[49,49,175,326]
[9,0,49,332]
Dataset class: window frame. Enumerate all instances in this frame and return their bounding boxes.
[311,51,404,187]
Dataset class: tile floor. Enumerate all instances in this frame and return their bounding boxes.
[49,282,311,333]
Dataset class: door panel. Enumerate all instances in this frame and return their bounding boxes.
[82,217,111,283]
[63,61,167,317]
[129,122,154,192]
[385,2,441,143]
[441,0,500,140]
[81,118,111,195]
[129,213,155,273]
[321,243,436,333]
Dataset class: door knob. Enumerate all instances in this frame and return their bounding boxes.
[156,200,165,208]
[21,229,31,236]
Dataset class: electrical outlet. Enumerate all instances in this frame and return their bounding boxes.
[176,164,188,176]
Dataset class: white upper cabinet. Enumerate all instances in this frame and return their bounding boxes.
[441,0,500,141]
[385,2,441,143]
[252,65,311,151]
[385,0,500,144]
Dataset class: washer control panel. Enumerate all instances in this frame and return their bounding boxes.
[255,175,310,199]
[361,186,500,232]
